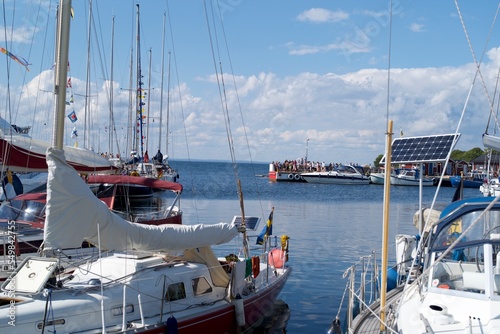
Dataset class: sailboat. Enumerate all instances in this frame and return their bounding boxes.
[329,2,500,334]
[0,2,290,333]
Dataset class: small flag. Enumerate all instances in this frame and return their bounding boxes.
[67,77,72,88]
[67,111,78,123]
[256,207,274,245]
[71,126,78,139]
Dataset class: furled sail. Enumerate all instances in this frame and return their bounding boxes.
[483,133,500,151]
[43,148,238,252]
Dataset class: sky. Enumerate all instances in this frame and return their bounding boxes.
[1,0,500,166]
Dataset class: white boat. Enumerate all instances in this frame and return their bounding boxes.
[301,165,370,185]
[390,169,435,186]
[0,2,290,333]
[369,172,385,184]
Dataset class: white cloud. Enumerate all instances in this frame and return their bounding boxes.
[297,8,349,24]
[410,23,425,32]
[3,51,497,164]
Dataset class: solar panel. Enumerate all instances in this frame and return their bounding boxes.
[231,216,261,231]
[380,133,460,164]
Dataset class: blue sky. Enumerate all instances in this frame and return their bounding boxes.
[1,1,500,166]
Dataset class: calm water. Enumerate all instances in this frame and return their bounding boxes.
[163,160,479,333]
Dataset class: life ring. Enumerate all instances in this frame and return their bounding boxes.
[287,174,294,180]
[294,174,301,180]
[130,171,139,177]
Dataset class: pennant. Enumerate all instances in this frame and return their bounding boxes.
[71,126,78,139]
[67,77,72,88]
[67,111,78,123]
[0,47,30,71]
[256,208,274,245]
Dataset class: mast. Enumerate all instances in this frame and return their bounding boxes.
[136,4,144,160]
[380,120,393,331]
[127,48,134,157]
[108,16,115,155]
[52,0,72,150]
[158,12,166,153]
[83,0,93,149]
[146,48,152,153]
[166,51,171,157]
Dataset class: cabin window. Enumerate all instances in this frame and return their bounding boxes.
[192,276,213,296]
[111,304,134,316]
[166,282,186,302]
[36,318,65,329]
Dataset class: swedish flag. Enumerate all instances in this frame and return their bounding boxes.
[256,207,274,245]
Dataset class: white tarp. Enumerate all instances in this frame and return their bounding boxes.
[43,148,238,252]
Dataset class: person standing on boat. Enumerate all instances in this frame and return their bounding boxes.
[153,149,163,164]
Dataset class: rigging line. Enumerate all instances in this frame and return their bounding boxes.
[1,0,13,168]
[163,1,201,224]
[20,0,51,171]
[455,0,500,133]
[214,0,266,216]
[204,1,238,175]
[10,0,37,130]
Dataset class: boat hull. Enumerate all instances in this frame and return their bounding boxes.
[369,173,385,184]
[132,268,291,333]
[268,171,305,182]
[449,175,483,188]
[301,173,370,185]
[390,177,434,186]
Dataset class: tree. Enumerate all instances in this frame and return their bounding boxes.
[374,154,384,168]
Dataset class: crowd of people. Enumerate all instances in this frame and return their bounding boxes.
[271,159,363,173]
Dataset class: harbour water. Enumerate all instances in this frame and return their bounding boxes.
[164,160,479,333]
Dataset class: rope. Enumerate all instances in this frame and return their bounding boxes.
[454,0,500,133]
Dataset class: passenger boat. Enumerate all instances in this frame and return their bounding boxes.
[268,163,305,182]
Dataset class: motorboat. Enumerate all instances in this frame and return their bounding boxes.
[390,168,434,186]
[301,165,370,185]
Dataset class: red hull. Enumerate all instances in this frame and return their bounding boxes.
[130,268,291,334]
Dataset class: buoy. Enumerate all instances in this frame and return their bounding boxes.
[166,315,179,334]
[287,173,294,180]
[294,174,301,180]
[234,294,245,327]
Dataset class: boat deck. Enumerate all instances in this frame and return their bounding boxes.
[350,286,402,333]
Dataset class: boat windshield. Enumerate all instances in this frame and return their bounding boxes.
[0,199,45,223]
[432,209,500,250]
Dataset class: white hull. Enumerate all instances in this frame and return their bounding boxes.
[301,173,370,184]
[301,165,370,185]
[369,173,385,184]
[390,176,434,186]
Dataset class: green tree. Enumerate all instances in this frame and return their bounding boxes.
[374,154,384,168]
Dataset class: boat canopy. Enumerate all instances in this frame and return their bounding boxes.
[87,174,182,193]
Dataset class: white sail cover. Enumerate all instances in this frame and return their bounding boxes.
[43,148,238,251]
